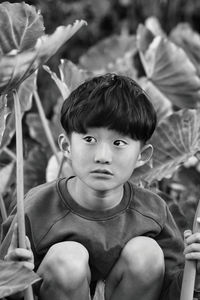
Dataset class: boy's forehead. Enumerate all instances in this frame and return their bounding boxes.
[74,127,132,138]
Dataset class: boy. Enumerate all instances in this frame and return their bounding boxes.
[2,73,200,300]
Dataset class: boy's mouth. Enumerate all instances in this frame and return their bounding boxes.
[91,169,113,175]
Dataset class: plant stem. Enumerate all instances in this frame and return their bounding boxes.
[180,260,196,300]
[57,153,65,178]
[24,287,35,300]
[180,199,200,300]
[13,89,26,249]
[33,90,60,165]
[13,89,34,300]
[0,193,7,222]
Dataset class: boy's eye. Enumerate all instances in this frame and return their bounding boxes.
[113,140,127,146]
[83,136,96,144]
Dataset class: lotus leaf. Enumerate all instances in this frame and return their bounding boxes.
[170,23,200,75]
[137,24,200,108]
[0,260,40,298]
[0,2,44,54]
[79,34,137,71]
[0,20,86,95]
[0,73,37,149]
[132,109,200,184]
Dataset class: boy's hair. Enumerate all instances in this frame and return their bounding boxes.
[60,73,157,143]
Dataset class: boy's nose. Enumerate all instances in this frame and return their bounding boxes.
[94,143,112,164]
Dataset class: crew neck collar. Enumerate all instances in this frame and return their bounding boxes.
[57,177,131,220]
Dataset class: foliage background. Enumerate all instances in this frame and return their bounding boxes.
[1,0,200,236]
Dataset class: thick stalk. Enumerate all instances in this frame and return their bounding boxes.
[57,153,65,178]
[180,199,200,300]
[13,90,34,300]
[13,89,26,249]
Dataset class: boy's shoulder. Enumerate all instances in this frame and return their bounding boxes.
[24,178,68,214]
[128,181,168,226]
[23,178,70,247]
[25,179,58,203]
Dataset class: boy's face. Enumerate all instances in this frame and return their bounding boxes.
[61,127,152,192]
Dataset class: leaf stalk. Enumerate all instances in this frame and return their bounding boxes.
[13,89,34,300]
[180,199,200,300]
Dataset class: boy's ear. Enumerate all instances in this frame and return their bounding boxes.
[135,144,153,168]
[58,133,71,158]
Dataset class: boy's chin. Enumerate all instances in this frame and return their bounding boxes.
[86,179,121,192]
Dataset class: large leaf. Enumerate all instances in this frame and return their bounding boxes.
[26,113,49,147]
[137,24,200,108]
[59,59,94,93]
[79,34,137,71]
[132,109,200,185]
[0,161,15,195]
[0,19,87,95]
[43,65,70,99]
[17,72,37,113]
[46,151,74,182]
[0,2,44,54]
[0,73,37,151]
[24,145,48,194]
[44,59,94,99]
[138,77,172,122]
[0,95,10,146]
[101,52,138,79]
[145,16,165,37]
[26,110,62,153]
[170,23,200,75]
[0,260,40,298]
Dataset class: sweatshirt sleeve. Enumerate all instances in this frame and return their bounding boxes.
[156,204,185,300]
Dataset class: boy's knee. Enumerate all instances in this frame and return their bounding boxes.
[121,236,165,284]
[38,241,90,290]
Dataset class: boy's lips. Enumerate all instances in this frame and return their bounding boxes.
[91,169,113,175]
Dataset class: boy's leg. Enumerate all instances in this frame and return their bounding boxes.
[105,236,165,300]
[36,241,91,300]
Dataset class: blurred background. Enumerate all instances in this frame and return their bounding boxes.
[2,0,200,125]
[1,0,200,235]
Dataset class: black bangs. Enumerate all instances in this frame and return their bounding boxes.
[60,73,157,143]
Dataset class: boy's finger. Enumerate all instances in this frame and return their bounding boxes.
[22,261,34,271]
[184,229,192,239]
[5,248,33,261]
[185,232,200,245]
[184,243,200,254]
[184,230,192,246]
[185,252,200,260]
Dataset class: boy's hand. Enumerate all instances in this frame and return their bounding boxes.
[184,229,200,263]
[184,227,200,291]
[4,223,34,271]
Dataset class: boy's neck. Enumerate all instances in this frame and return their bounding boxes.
[67,177,124,211]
